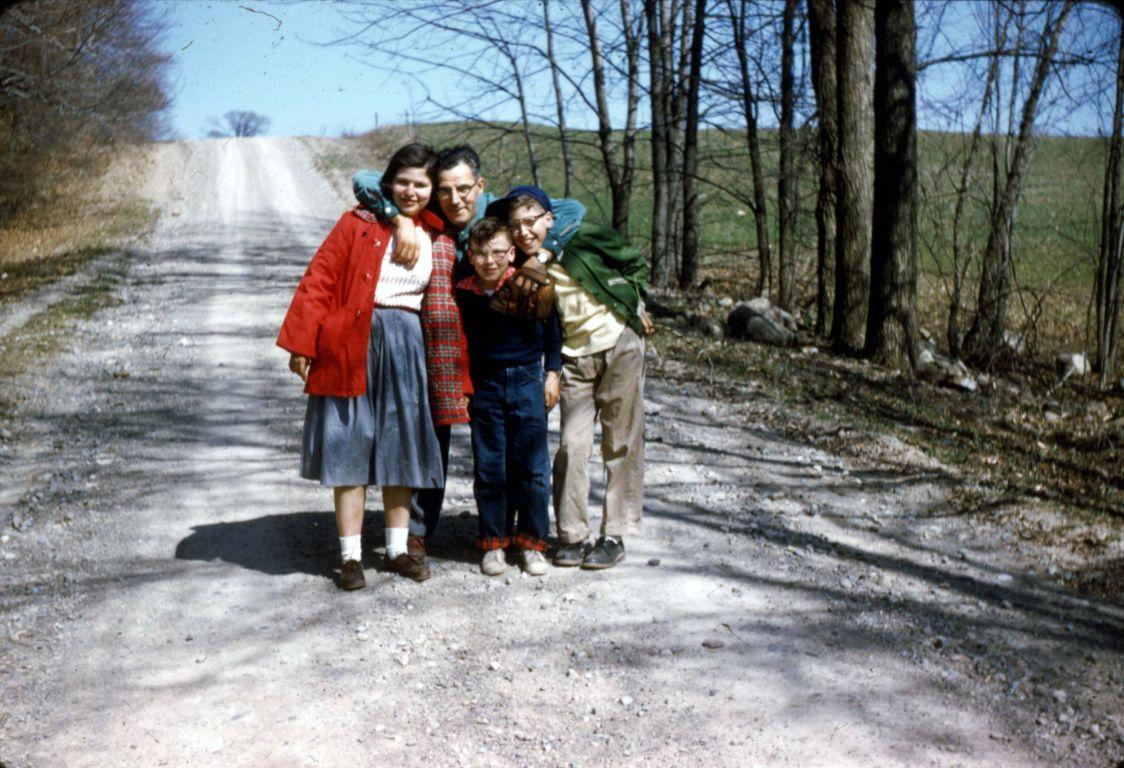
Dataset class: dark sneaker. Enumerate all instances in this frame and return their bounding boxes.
[339,559,366,590]
[553,540,592,567]
[581,537,625,570]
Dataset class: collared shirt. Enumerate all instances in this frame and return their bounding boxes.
[547,260,625,358]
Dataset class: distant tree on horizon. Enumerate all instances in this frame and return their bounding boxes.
[207,110,270,138]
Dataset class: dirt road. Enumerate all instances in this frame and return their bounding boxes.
[0,138,1120,767]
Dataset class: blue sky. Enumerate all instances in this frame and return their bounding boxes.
[157,0,1115,141]
[158,1,423,138]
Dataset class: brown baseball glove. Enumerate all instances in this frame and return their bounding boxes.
[489,264,555,321]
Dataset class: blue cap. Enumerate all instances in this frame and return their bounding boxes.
[484,185,552,220]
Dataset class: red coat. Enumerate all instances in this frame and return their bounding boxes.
[277,207,471,418]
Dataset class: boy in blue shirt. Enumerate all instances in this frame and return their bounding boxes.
[455,217,563,576]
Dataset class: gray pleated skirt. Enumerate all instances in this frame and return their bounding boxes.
[300,308,444,489]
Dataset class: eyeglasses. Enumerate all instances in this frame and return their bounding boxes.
[436,182,479,200]
[510,210,548,231]
[470,247,513,262]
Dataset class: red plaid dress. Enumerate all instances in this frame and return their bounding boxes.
[421,231,472,425]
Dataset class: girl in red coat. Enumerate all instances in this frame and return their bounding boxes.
[278,143,466,590]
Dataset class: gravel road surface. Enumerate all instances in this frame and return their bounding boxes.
[0,137,1120,767]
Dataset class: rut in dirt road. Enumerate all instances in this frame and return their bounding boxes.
[0,137,1120,768]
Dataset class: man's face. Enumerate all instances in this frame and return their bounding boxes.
[509,202,554,255]
[436,162,484,230]
[469,232,514,288]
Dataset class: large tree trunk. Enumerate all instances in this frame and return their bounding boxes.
[865,0,918,371]
[807,0,837,336]
[667,0,692,278]
[962,1,1073,367]
[777,0,799,310]
[831,0,875,354]
[1094,14,1124,384]
[644,0,675,286]
[542,0,573,197]
[679,0,706,288]
[728,0,772,297]
[642,0,665,285]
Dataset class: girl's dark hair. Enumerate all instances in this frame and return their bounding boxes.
[380,142,437,199]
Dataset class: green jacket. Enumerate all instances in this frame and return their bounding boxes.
[557,222,649,339]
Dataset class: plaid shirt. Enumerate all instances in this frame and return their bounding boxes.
[421,231,472,425]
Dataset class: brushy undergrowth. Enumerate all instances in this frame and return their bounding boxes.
[650,287,1123,518]
[0,171,157,421]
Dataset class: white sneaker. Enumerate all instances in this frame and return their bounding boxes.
[521,549,548,577]
[481,548,507,576]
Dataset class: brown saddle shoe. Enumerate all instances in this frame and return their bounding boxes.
[339,559,366,590]
[387,535,432,582]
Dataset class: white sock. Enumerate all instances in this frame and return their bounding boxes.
[339,535,362,563]
[385,527,409,558]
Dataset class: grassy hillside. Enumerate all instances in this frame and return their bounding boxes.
[325,121,1107,360]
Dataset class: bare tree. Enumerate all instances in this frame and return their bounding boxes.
[679,0,707,288]
[209,110,270,138]
[496,32,541,187]
[777,0,799,310]
[667,0,695,278]
[866,0,918,371]
[944,2,1008,357]
[726,0,772,298]
[1093,9,1124,383]
[962,0,1075,366]
[832,0,876,354]
[644,0,676,285]
[542,0,574,197]
[331,3,556,186]
[0,0,170,221]
[807,0,838,335]
[580,0,642,236]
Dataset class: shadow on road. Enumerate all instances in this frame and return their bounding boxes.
[173,504,484,579]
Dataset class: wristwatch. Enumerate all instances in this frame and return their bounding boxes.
[535,250,552,264]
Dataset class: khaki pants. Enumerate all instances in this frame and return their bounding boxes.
[553,326,645,543]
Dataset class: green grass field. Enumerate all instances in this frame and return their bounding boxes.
[332,121,1108,359]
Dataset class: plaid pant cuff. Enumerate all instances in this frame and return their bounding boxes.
[476,536,510,551]
[512,533,547,552]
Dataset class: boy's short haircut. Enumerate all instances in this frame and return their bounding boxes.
[505,193,547,218]
[467,216,512,251]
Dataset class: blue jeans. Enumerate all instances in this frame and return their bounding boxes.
[469,361,551,550]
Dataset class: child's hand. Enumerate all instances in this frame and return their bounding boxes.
[544,371,560,411]
[391,215,419,269]
[289,353,311,382]
[639,309,654,337]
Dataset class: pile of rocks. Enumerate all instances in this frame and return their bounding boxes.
[725,297,798,348]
